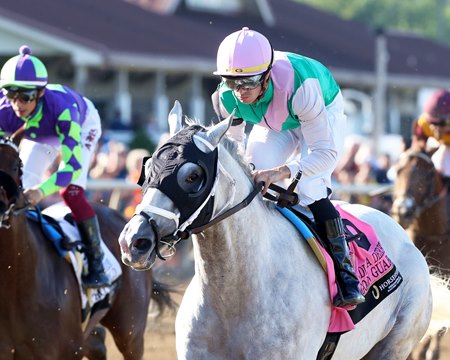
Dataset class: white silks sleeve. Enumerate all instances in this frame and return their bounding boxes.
[287,78,338,177]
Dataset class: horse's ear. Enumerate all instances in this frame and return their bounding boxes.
[10,124,26,146]
[168,100,183,137]
[202,110,235,149]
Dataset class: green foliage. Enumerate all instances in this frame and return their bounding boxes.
[294,0,450,44]
[128,130,156,153]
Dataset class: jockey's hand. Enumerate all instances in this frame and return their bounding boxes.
[24,188,45,206]
[252,165,291,195]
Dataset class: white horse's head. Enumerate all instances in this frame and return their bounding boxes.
[118,101,243,270]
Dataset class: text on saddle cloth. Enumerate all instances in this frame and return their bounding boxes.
[276,204,403,334]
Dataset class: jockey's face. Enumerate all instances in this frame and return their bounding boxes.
[430,123,450,137]
[226,72,270,105]
[4,88,44,119]
[233,85,263,104]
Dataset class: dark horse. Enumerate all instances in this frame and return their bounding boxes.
[391,148,450,274]
[0,135,173,359]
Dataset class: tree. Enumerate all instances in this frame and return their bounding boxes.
[293,0,450,44]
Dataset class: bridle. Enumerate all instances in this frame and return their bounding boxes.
[0,188,30,229]
[392,151,447,224]
[0,140,29,229]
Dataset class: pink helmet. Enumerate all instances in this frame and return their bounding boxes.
[214,27,273,77]
[424,89,450,123]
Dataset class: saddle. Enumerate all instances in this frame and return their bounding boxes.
[26,207,83,256]
[26,205,122,322]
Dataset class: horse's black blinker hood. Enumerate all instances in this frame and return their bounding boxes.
[138,125,218,228]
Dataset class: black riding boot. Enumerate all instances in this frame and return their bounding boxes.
[324,217,365,307]
[78,216,110,289]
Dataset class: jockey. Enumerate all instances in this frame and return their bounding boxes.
[212,27,365,307]
[0,45,109,289]
[413,89,450,186]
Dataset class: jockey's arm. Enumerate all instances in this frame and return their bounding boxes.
[38,109,84,197]
[286,80,338,178]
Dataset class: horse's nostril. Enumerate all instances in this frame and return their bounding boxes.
[132,238,152,253]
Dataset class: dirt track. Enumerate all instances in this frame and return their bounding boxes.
[105,287,181,360]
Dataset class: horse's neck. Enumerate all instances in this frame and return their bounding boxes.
[0,213,38,288]
[415,194,450,236]
[190,147,318,311]
[191,198,313,304]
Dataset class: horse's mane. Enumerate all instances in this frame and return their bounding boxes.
[183,117,273,211]
[396,148,434,171]
[185,117,253,179]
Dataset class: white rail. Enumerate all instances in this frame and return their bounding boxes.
[86,179,393,195]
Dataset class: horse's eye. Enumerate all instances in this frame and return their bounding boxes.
[186,172,199,184]
[177,163,205,194]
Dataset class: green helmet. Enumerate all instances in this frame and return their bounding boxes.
[0,45,48,89]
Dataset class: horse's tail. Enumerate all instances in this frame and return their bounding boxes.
[410,274,450,359]
[426,273,450,336]
[149,280,179,318]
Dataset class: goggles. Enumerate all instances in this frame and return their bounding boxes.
[222,74,265,91]
[428,116,450,127]
[2,89,39,103]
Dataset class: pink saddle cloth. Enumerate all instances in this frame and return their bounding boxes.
[325,204,401,333]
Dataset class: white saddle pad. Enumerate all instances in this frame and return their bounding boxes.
[42,203,122,310]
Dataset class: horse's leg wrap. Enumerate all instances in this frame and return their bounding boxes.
[77,216,110,289]
[324,217,365,308]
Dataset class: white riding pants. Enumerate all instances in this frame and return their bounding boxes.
[246,95,346,206]
[431,144,450,177]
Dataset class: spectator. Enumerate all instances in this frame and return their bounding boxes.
[122,148,150,219]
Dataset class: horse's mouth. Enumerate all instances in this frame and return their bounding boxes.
[121,249,156,271]
[391,208,414,228]
[122,256,155,271]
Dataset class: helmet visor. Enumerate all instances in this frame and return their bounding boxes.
[222,74,265,91]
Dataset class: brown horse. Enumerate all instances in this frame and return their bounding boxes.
[391,148,450,274]
[0,136,173,360]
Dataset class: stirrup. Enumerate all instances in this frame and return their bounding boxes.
[333,293,365,308]
[82,272,110,289]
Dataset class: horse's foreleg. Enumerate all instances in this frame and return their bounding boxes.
[84,326,107,360]
[83,308,109,341]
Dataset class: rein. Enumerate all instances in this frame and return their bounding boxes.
[173,181,264,239]
[0,188,31,229]
[139,181,264,260]
[411,186,447,220]
[0,137,29,229]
